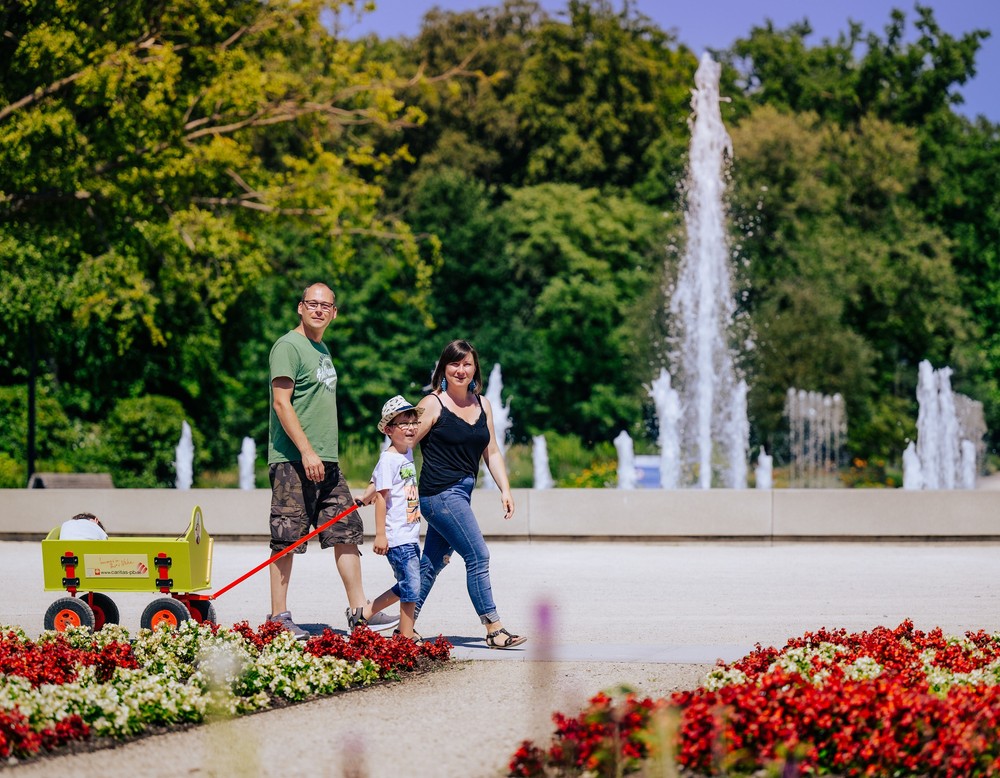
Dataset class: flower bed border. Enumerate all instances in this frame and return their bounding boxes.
[0,621,452,766]
[510,620,1000,777]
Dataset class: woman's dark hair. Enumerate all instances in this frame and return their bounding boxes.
[430,339,483,395]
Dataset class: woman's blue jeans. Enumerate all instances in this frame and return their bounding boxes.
[416,476,499,625]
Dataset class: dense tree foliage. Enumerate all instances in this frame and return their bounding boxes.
[0,0,434,475]
[722,6,994,468]
[0,0,996,486]
[730,108,970,458]
[724,6,987,126]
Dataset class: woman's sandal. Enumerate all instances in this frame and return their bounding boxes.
[486,627,527,650]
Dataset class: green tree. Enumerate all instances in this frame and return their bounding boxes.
[101,395,205,487]
[730,106,970,459]
[722,8,995,457]
[403,167,506,339]
[383,0,550,187]
[494,183,674,441]
[725,6,988,126]
[384,0,705,205]
[0,385,81,467]
[0,0,433,469]
[512,0,694,189]
[911,113,1000,451]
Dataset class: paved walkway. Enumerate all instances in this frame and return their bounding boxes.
[6,538,1000,776]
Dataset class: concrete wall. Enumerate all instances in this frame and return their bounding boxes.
[4,488,1000,540]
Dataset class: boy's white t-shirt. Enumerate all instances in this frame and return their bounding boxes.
[370,448,421,547]
[60,519,108,540]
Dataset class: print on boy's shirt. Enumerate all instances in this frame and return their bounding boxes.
[400,460,422,523]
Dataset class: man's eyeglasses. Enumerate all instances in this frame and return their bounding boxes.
[302,299,336,312]
[389,421,420,429]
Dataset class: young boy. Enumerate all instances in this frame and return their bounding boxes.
[60,512,108,540]
[359,395,425,642]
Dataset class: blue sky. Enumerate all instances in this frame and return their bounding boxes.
[338,0,998,123]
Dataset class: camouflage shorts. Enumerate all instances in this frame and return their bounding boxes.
[268,461,363,553]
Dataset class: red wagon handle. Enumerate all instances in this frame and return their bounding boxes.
[209,502,359,601]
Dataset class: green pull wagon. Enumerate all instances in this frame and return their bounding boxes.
[41,505,216,632]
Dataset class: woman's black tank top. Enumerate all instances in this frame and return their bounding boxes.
[419,394,490,496]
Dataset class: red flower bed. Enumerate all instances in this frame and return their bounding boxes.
[0,629,128,757]
[510,690,664,777]
[228,619,291,651]
[510,621,1000,777]
[227,620,453,674]
[0,709,89,759]
[305,626,452,674]
[0,630,137,686]
[0,622,451,762]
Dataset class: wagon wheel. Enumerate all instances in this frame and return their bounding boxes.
[84,593,120,630]
[44,597,96,632]
[140,598,190,631]
[187,599,218,625]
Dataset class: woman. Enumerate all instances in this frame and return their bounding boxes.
[411,339,526,649]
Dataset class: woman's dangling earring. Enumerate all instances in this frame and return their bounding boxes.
[468,380,477,392]
[440,378,447,391]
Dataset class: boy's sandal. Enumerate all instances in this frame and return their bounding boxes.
[486,627,527,650]
[392,628,424,646]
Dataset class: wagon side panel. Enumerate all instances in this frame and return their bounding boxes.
[42,537,169,593]
[171,506,213,592]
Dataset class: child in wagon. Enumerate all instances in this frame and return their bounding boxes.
[59,512,108,540]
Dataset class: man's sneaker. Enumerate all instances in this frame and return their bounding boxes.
[267,611,309,640]
[346,604,400,633]
[366,610,400,632]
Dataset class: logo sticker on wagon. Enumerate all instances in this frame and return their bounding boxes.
[84,554,150,578]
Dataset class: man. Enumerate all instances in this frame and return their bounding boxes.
[266,282,398,638]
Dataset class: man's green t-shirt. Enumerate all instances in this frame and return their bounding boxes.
[267,331,339,464]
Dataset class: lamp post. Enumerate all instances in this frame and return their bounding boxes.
[26,331,37,486]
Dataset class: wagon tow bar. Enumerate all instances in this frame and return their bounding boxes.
[207,502,360,601]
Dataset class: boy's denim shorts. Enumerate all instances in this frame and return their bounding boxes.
[387,542,421,603]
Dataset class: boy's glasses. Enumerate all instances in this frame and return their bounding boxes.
[389,422,420,429]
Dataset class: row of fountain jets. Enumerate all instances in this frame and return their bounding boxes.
[173,423,256,491]
[174,54,986,492]
[173,353,984,491]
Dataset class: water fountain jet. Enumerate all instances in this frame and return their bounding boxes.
[532,435,554,490]
[905,360,984,489]
[481,363,512,490]
[238,437,256,490]
[662,52,748,488]
[755,448,773,489]
[785,389,846,488]
[175,421,194,490]
[649,368,680,489]
[614,431,637,490]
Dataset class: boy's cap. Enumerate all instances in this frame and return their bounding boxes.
[378,395,425,434]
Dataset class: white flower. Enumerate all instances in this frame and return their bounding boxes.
[0,619,406,747]
[843,656,883,681]
[701,667,748,691]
